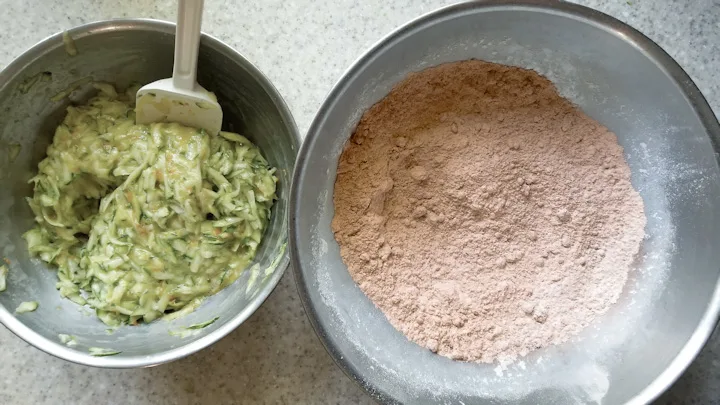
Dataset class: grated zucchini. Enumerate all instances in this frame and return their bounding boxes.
[187,316,219,330]
[88,347,120,356]
[23,84,277,327]
[0,264,7,292]
[16,301,39,313]
[58,333,78,347]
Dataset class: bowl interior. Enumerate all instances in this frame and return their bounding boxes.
[292,3,720,404]
[0,21,298,366]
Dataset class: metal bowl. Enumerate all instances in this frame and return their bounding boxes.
[290,1,720,404]
[0,19,299,367]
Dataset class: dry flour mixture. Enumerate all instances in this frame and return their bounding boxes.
[332,60,646,363]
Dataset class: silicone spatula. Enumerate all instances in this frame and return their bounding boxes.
[135,0,222,135]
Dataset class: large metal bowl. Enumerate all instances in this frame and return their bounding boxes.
[290,1,720,404]
[0,20,299,367]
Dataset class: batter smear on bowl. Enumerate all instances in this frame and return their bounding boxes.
[331,60,646,363]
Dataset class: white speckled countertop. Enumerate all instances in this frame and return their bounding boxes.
[0,0,718,404]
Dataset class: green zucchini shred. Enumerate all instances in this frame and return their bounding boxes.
[187,316,219,330]
[58,333,78,347]
[16,301,39,313]
[0,264,7,292]
[88,347,121,357]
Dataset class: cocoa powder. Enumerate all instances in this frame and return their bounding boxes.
[331,60,646,363]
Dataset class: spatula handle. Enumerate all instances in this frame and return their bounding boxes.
[172,0,204,90]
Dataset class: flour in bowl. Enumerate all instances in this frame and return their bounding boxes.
[331,60,646,363]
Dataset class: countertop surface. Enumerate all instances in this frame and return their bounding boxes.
[0,0,718,404]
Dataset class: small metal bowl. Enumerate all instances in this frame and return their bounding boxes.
[0,20,299,367]
[290,1,720,404]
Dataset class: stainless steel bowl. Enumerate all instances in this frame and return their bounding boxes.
[0,19,299,367]
[290,1,720,404]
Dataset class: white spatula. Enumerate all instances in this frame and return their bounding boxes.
[136,0,222,135]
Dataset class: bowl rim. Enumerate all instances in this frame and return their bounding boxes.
[289,1,720,403]
[0,18,301,368]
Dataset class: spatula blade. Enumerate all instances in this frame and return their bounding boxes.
[136,78,223,135]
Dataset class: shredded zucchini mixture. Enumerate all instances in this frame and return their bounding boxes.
[24,84,277,326]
